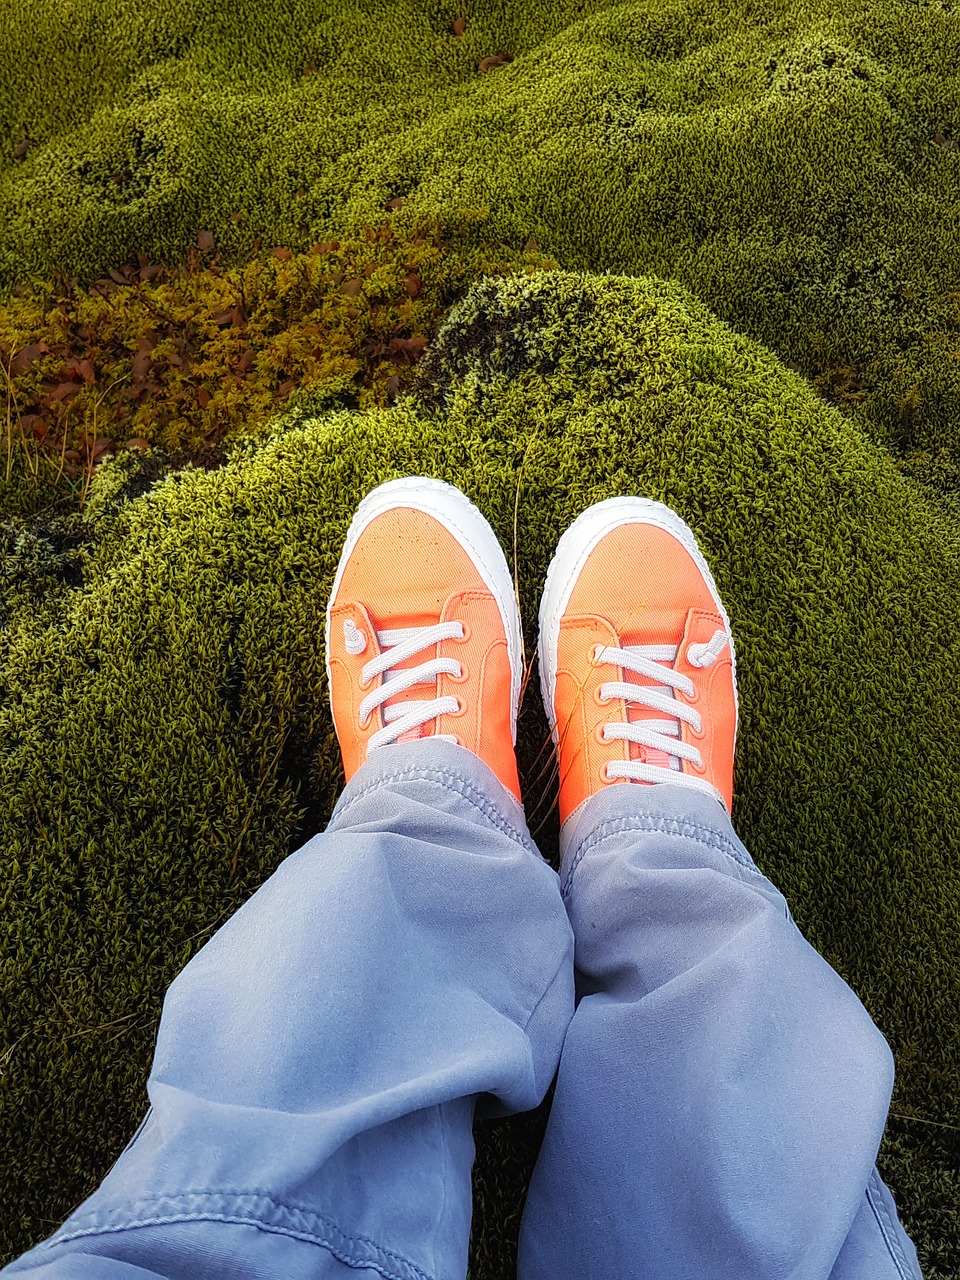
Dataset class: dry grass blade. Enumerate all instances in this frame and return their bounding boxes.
[78,373,129,508]
[511,429,540,690]
[2,347,38,481]
[3,347,11,484]
[887,1111,960,1133]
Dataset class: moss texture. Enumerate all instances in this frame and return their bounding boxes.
[2,0,960,496]
[0,211,561,529]
[3,0,960,1272]
[2,270,959,1274]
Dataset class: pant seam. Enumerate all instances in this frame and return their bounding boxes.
[561,811,765,899]
[865,1170,917,1279]
[521,946,575,1035]
[43,1190,436,1280]
[332,761,538,856]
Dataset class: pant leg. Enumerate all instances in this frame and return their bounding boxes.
[5,739,574,1280]
[518,781,922,1280]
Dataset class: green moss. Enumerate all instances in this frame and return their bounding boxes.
[2,0,959,488]
[3,0,960,1268]
[2,271,958,1274]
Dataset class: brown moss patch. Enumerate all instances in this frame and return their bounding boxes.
[1,210,558,510]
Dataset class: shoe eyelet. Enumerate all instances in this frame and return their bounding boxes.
[683,682,700,704]
[592,684,609,706]
[594,722,608,744]
[454,621,471,644]
[600,761,610,782]
[689,718,705,740]
[449,697,467,718]
[446,663,469,684]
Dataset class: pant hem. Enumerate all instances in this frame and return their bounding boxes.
[328,740,541,860]
[865,1170,920,1279]
[41,1191,435,1280]
[560,787,766,900]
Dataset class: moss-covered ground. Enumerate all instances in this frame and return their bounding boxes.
[2,0,959,1274]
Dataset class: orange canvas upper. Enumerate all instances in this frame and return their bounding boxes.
[327,507,522,802]
[551,523,736,826]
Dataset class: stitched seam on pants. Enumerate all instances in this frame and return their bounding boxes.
[332,763,537,855]
[521,947,575,1035]
[865,1170,916,1279]
[561,812,765,898]
[44,1191,435,1280]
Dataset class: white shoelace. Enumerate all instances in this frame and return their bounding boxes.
[345,618,464,754]
[595,628,730,806]
[344,616,731,804]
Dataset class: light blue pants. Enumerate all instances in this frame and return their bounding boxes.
[5,738,922,1280]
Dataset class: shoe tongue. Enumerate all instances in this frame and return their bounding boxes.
[620,643,683,773]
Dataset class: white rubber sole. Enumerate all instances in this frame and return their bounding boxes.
[537,496,739,748]
[326,476,523,744]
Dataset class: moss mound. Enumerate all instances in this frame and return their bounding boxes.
[2,270,958,1275]
[2,0,960,499]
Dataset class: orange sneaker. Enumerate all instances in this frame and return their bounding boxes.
[325,476,524,802]
[538,497,738,841]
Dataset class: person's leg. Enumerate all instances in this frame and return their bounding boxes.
[517,780,922,1280]
[5,738,574,1280]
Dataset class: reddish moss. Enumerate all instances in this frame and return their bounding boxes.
[0,210,558,510]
